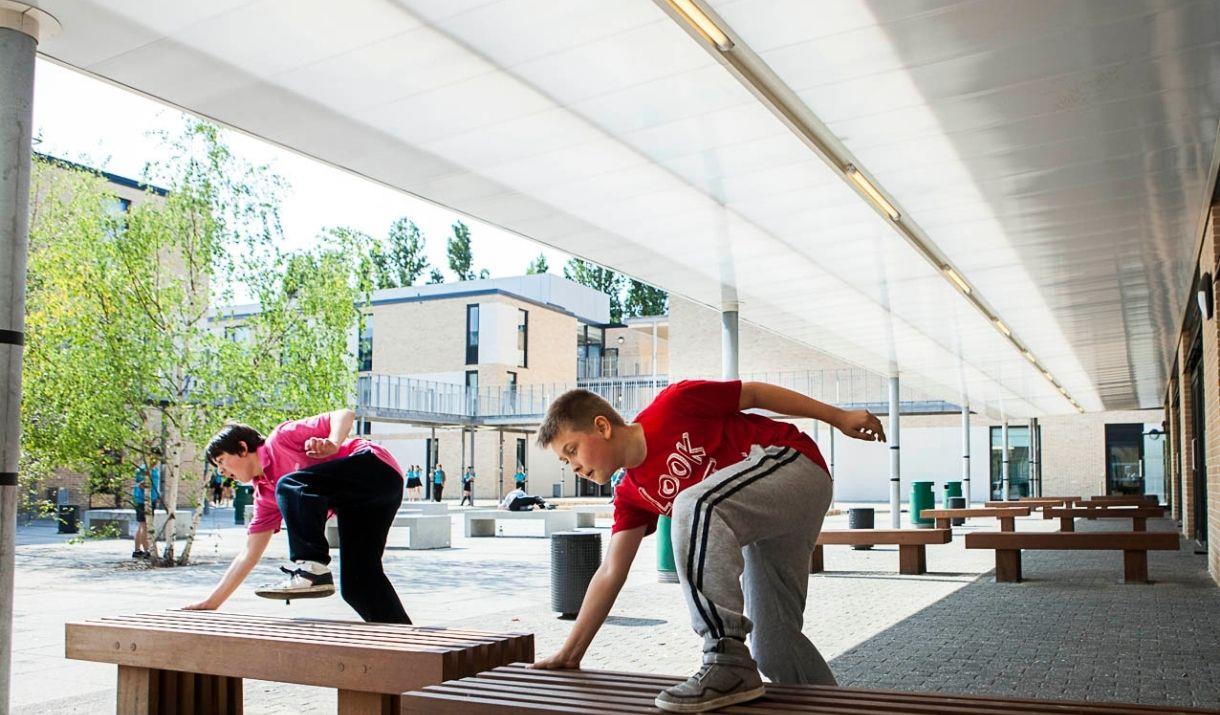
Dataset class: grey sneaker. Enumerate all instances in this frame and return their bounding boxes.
[654,639,765,713]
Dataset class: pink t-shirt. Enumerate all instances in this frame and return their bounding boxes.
[247,414,403,534]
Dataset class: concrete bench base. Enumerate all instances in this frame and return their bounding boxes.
[572,504,613,527]
[325,514,451,550]
[83,509,193,540]
[464,510,578,537]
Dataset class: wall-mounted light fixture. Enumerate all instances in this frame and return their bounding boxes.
[1198,272,1213,320]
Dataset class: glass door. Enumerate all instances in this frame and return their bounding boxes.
[1105,424,1145,495]
[990,426,1030,499]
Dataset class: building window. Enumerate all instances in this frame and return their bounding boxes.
[989,426,1031,500]
[358,314,373,372]
[577,324,606,378]
[224,324,251,344]
[466,304,480,364]
[516,438,527,473]
[517,309,528,368]
[465,370,479,416]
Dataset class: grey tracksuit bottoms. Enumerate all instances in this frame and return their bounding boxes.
[670,444,836,685]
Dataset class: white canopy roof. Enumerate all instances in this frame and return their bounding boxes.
[29,0,1220,418]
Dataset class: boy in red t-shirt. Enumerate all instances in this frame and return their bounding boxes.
[532,380,885,712]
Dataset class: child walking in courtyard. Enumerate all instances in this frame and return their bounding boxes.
[184,408,410,624]
[531,380,885,712]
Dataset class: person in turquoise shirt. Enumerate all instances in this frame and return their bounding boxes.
[432,464,446,502]
[460,466,475,506]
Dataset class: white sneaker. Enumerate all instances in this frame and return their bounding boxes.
[255,560,336,600]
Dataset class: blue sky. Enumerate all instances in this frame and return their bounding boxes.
[31,59,573,282]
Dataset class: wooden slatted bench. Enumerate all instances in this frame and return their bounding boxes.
[964,531,1179,583]
[399,664,1220,714]
[1042,506,1167,532]
[919,506,1030,531]
[1020,495,1080,503]
[65,611,533,714]
[811,529,951,575]
[1077,497,1167,509]
[986,498,1070,510]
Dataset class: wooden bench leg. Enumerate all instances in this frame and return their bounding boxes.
[1123,550,1149,584]
[999,516,1014,532]
[898,544,926,575]
[118,665,157,714]
[1133,517,1147,532]
[995,549,1022,582]
[809,544,824,574]
[1060,516,1074,532]
[338,690,400,715]
[935,517,949,529]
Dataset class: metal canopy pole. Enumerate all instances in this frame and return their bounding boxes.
[1001,420,1011,500]
[1029,417,1040,497]
[962,403,971,506]
[0,7,55,710]
[888,376,901,528]
[721,303,739,380]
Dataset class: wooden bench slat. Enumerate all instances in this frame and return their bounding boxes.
[95,612,530,649]
[66,612,533,698]
[402,666,1220,714]
[919,508,1030,519]
[818,529,952,545]
[476,665,1215,712]
[964,532,1179,550]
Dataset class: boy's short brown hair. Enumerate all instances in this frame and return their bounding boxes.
[537,389,625,447]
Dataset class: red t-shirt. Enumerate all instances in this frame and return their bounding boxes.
[612,380,828,535]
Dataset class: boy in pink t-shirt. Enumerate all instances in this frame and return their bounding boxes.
[531,381,886,712]
[184,408,409,623]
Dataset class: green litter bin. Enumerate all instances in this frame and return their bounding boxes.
[656,515,678,583]
[942,481,963,508]
[233,485,253,525]
[910,481,935,529]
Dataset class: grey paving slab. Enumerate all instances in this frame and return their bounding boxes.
[8,509,1219,713]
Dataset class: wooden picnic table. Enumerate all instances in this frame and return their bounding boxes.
[65,611,533,714]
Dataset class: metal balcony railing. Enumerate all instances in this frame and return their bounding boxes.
[355,368,956,427]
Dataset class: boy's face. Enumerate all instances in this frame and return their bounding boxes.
[551,417,621,486]
[212,444,261,484]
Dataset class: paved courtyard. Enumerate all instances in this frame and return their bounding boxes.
[10,503,1220,713]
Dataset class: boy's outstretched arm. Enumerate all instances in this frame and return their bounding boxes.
[532,524,646,669]
[183,530,273,610]
[740,381,887,442]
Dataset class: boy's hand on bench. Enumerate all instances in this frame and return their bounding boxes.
[835,409,886,442]
[530,650,581,670]
[182,599,219,611]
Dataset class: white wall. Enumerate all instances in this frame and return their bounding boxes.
[826,423,992,504]
[477,301,519,366]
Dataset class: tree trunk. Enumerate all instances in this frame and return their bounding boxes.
[177,469,209,565]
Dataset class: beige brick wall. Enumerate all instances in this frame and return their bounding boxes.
[668,296,859,377]
[605,323,668,377]
[1037,409,1164,499]
[1205,207,1220,580]
[370,293,576,386]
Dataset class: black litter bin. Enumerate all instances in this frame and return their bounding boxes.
[948,496,967,525]
[551,531,601,618]
[57,505,80,534]
[847,507,874,550]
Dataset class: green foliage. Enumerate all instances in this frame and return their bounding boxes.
[427,267,446,284]
[68,522,123,544]
[23,119,368,565]
[368,217,428,288]
[447,220,475,281]
[624,279,668,318]
[564,258,626,322]
[526,253,548,275]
